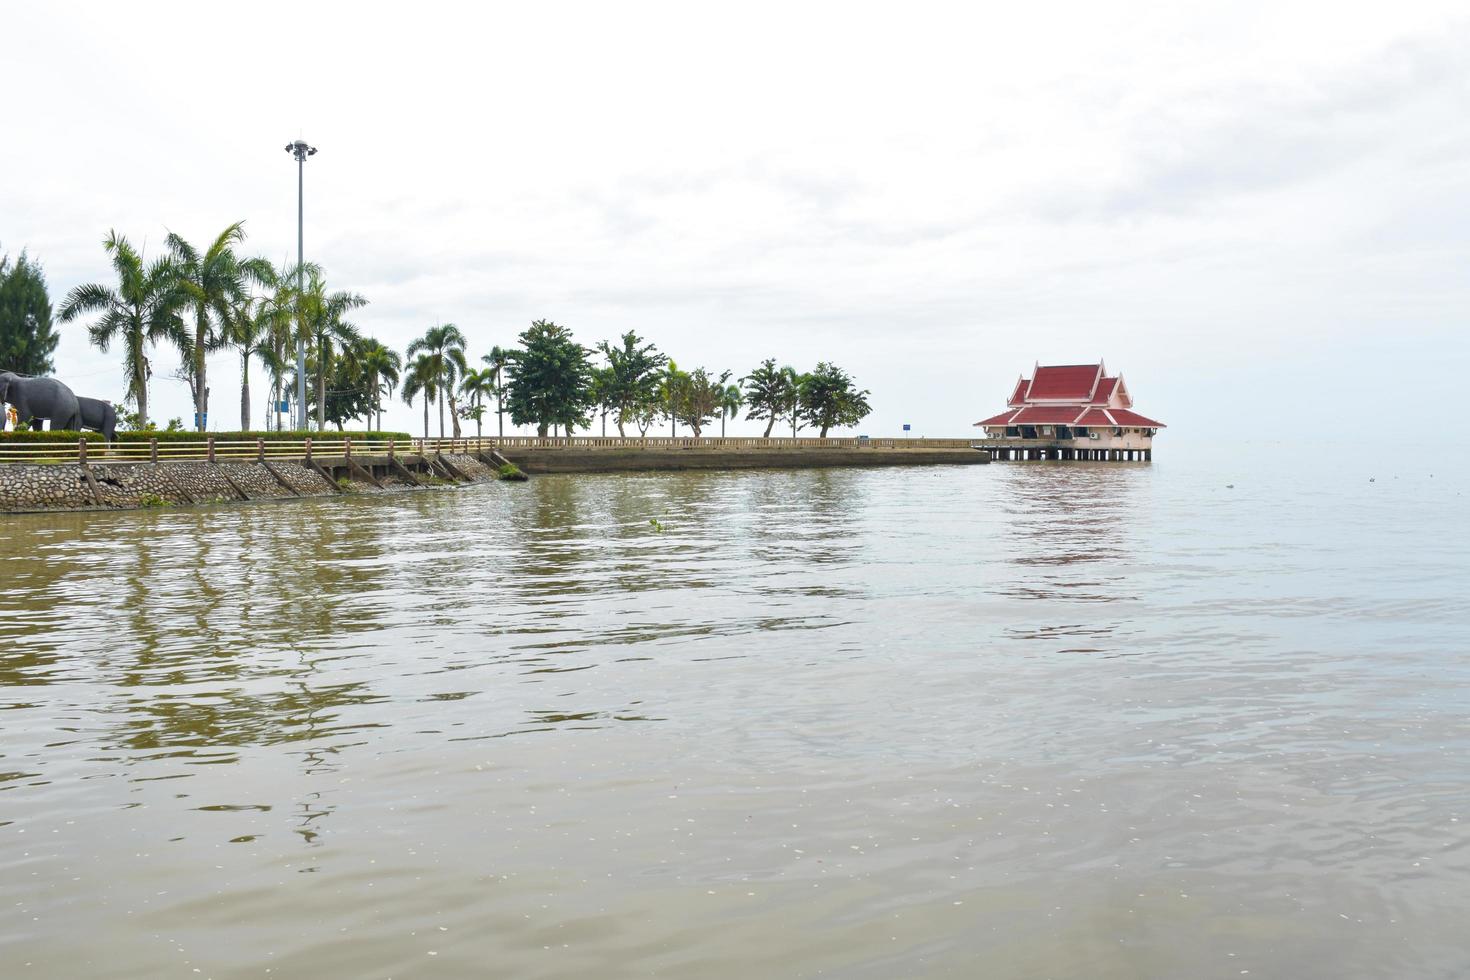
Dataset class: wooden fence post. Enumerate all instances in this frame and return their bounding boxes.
[388,437,395,460]
[345,435,353,459]
[149,438,158,464]
[304,437,313,462]
[257,438,265,461]
[77,437,87,463]
[207,436,215,463]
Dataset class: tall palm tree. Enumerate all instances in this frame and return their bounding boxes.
[167,222,255,431]
[781,365,804,437]
[718,379,743,437]
[58,231,190,427]
[294,267,366,430]
[459,367,498,441]
[401,353,438,441]
[356,339,402,432]
[223,258,283,431]
[406,324,468,438]
[227,295,264,431]
[482,345,511,437]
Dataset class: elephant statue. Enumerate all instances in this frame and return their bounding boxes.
[0,372,82,431]
[77,396,118,443]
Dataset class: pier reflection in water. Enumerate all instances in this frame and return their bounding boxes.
[1,452,1468,978]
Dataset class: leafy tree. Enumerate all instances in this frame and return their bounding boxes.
[357,338,402,432]
[0,251,59,375]
[59,231,190,427]
[798,362,872,437]
[482,345,511,438]
[309,353,375,430]
[168,222,260,430]
[407,323,468,438]
[401,352,438,441]
[505,319,594,437]
[717,379,743,437]
[672,367,728,437]
[459,366,497,440]
[595,331,668,436]
[741,358,795,438]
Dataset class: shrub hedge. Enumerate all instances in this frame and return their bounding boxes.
[0,429,413,444]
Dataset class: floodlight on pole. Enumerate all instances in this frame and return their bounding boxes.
[285,139,317,429]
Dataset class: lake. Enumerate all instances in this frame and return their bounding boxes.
[2,445,1467,978]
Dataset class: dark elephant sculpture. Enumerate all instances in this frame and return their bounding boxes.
[77,396,118,442]
[0,372,82,431]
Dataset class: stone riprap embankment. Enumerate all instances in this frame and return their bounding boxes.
[0,452,502,514]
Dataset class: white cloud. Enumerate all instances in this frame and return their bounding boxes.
[6,0,1468,440]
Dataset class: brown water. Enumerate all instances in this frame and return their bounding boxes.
[2,449,1468,978]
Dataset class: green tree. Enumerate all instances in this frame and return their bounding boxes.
[505,319,594,438]
[595,331,668,437]
[459,366,497,440]
[168,222,259,430]
[658,360,689,437]
[782,365,806,437]
[59,231,190,428]
[294,268,366,431]
[741,358,795,438]
[482,345,511,438]
[672,367,727,437]
[717,378,743,437]
[401,353,438,441]
[798,362,872,437]
[406,323,468,439]
[0,251,59,376]
[357,338,402,432]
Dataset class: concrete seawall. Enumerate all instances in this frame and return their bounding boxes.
[510,447,990,474]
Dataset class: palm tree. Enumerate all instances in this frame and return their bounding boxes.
[401,353,438,441]
[294,267,366,430]
[167,222,253,431]
[482,345,511,437]
[782,365,804,437]
[223,258,283,431]
[718,379,743,437]
[58,231,190,427]
[227,296,264,430]
[357,339,402,432]
[406,324,468,438]
[459,367,498,440]
[660,360,687,437]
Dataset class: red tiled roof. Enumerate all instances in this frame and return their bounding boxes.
[1074,408,1114,427]
[1007,378,1029,406]
[1090,377,1117,405]
[1108,409,1165,428]
[1011,405,1086,425]
[974,409,1019,427]
[1027,364,1101,401]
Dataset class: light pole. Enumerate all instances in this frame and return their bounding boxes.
[285,139,317,430]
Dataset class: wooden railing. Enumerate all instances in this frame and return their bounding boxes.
[0,434,978,465]
[413,435,977,452]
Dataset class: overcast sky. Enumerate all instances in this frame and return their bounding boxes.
[5,0,1468,441]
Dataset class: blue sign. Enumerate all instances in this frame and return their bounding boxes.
[194,412,207,429]
[277,401,290,413]
[902,423,911,431]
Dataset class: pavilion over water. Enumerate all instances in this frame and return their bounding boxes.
[973,362,1165,461]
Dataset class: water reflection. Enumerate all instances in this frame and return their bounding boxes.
[3,460,1469,978]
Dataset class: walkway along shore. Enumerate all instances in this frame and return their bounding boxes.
[0,435,993,514]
